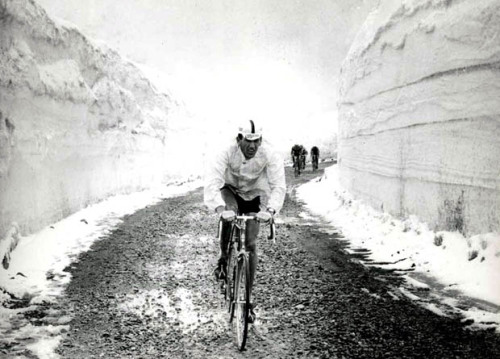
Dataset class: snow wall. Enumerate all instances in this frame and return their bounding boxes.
[338,0,500,236]
[0,0,195,265]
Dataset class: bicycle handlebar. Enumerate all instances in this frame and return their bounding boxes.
[268,219,276,243]
[234,217,275,242]
[234,215,256,220]
[218,215,276,243]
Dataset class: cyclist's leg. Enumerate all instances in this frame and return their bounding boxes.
[245,218,259,297]
[219,187,239,264]
[243,216,258,324]
[294,155,300,175]
[238,196,261,297]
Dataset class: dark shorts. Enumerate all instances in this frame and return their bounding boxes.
[221,185,261,215]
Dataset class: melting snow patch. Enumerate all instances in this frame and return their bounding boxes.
[399,287,421,301]
[387,291,399,301]
[198,235,212,244]
[404,276,430,290]
[118,288,212,334]
[461,307,500,333]
[422,303,448,317]
[26,333,64,359]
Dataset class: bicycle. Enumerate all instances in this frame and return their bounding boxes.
[300,154,306,171]
[292,154,301,177]
[216,214,276,351]
[311,154,319,171]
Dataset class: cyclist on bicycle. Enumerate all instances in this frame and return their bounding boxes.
[300,147,307,170]
[311,146,319,157]
[291,144,302,171]
[311,146,319,170]
[204,119,286,322]
[291,144,302,161]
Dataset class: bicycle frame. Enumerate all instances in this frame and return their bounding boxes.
[292,154,301,176]
[217,215,276,246]
[312,154,319,170]
[229,215,275,266]
[217,214,275,350]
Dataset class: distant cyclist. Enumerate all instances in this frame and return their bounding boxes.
[204,120,286,323]
[300,146,307,170]
[291,144,302,176]
[311,146,319,171]
[291,144,302,163]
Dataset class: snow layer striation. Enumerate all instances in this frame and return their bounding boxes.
[338,0,500,235]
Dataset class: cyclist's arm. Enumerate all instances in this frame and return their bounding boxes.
[215,205,225,214]
[266,151,286,214]
[204,149,228,212]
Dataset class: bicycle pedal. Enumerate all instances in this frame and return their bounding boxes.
[213,268,226,282]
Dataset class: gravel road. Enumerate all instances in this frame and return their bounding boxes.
[42,162,500,358]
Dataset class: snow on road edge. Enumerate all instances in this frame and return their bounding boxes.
[0,179,202,359]
[296,165,500,332]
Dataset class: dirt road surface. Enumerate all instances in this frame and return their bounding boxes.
[15,161,500,358]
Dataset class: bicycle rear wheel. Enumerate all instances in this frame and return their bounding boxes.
[234,255,250,351]
[294,157,300,177]
[226,226,240,321]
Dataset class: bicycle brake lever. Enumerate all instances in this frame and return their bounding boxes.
[217,217,223,241]
[267,220,276,243]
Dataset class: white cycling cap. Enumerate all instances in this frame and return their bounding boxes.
[238,119,262,141]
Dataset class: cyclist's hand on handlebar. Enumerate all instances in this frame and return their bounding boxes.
[255,211,272,223]
[220,210,236,222]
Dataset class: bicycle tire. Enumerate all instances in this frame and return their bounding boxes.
[294,156,300,177]
[226,225,240,321]
[234,254,250,351]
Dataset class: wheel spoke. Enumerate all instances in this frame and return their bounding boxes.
[234,256,249,351]
[227,227,239,321]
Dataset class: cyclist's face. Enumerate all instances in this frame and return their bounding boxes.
[239,138,262,159]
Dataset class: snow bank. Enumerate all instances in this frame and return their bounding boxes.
[0,0,201,264]
[297,165,500,325]
[338,0,500,236]
[0,180,202,359]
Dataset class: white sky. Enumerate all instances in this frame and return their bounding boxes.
[1,166,499,357]
[36,0,378,142]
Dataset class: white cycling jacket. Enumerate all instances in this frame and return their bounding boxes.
[204,142,286,214]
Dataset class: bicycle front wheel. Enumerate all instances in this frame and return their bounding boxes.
[226,226,239,321]
[234,255,250,351]
[294,160,300,177]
